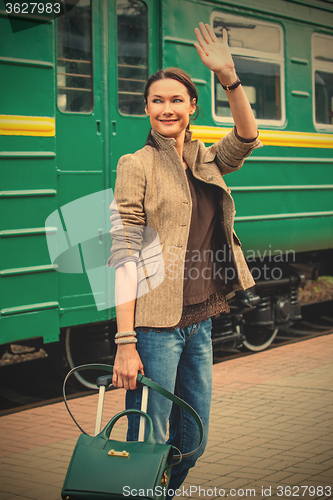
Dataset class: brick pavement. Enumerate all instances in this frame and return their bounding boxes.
[0,334,332,500]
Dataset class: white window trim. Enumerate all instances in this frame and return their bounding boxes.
[210,11,285,128]
[312,32,333,132]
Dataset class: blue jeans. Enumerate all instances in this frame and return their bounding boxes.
[126,318,213,499]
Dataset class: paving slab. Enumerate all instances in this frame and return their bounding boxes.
[0,334,332,500]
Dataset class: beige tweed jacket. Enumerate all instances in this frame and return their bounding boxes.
[108,127,262,328]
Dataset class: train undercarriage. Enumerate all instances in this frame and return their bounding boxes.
[211,262,305,352]
[212,250,333,352]
[2,250,332,389]
[45,251,333,388]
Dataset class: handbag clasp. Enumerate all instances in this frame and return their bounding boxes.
[108,449,129,457]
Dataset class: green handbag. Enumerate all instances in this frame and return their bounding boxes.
[61,364,204,500]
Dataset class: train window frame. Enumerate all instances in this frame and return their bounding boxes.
[312,33,333,131]
[116,0,149,117]
[56,0,94,115]
[210,11,285,128]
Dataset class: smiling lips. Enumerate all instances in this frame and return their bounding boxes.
[159,119,179,124]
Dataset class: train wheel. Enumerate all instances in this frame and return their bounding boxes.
[64,328,96,389]
[46,324,115,390]
[242,324,278,352]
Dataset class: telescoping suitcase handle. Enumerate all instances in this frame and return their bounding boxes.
[94,376,147,439]
[63,363,204,459]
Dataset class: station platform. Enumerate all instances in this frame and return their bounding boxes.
[0,334,332,500]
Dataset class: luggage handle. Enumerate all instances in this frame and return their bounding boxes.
[95,375,113,436]
[138,384,148,442]
[63,363,203,459]
[95,377,147,438]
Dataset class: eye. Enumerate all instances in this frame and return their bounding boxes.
[152,98,162,103]
[173,98,183,103]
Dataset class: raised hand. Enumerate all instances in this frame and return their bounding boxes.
[194,22,257,138]
[194,22,237,86]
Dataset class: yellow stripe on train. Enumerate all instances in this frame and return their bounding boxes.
[191,125,333,149]
[0,115,55,137]
[1,116,332,147]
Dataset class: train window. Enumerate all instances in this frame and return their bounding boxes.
[57,0,93,113]
[117,0,148,115]
[212,13,284,126]
[313,34,333,128]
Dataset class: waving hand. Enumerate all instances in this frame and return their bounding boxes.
[194,21,258,140]
[194,22,237,85]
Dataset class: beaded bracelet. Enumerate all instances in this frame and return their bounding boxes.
[115,330,137,339]
[115,337,138,345]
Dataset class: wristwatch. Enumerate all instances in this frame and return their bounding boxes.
[221,77,241,91]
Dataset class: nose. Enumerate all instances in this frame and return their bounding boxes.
[162,101,173,114]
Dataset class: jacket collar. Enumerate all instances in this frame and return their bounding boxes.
[151,128,194,150]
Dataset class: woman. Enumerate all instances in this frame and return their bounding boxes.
[107,22,262,497]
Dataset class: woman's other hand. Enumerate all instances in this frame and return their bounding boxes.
[113,261,143,390]
[194,22,237,86]
[112,343,144,390]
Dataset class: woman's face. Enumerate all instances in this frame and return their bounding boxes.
[145,79,196,142]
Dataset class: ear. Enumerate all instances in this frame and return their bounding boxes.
[145,104,149,116]
[190,99,197,116]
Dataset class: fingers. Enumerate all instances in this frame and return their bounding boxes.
[222,28,228,45]
[194,24,213,59]
[112,353,144,391]
[198,22,211,44]
[195,22,219,44]
[194,42,206,59]
[195,22,228,46]
[112,372,122,389]
[194,23,225,62]
[194,26,207,50]
[205,23,219,43]
[112,370,138,390]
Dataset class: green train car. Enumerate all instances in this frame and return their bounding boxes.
[1,0,332,385]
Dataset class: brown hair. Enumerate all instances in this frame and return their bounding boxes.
[144,68,199,147]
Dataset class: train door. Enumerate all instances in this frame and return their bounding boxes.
[50,0,159,380]
[55,0,109,330]
[107,0,159,170]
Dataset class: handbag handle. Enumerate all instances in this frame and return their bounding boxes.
[63,363,203,458]
[101,409,155,445]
